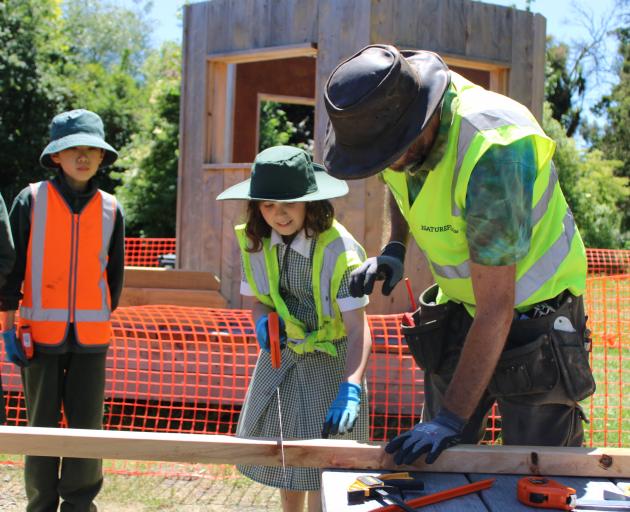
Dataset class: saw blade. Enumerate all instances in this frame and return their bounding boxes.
[276,386,288,488]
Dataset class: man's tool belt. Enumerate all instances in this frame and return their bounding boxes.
[401,284,457,374]
[402,285,596,402]
[489,292,596,402]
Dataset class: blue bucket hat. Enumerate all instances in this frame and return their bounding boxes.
[39,109,118,169]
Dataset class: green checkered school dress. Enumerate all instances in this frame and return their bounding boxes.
[236,237,370,491]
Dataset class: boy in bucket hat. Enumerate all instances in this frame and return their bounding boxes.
[218,145,372,512]
[324,45,591,464]
[0,109,125,511]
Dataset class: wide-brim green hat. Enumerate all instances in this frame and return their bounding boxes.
[217,146,348,202]
[40,109,118,169]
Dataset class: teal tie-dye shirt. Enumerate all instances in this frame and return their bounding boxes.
[404,84,537,266]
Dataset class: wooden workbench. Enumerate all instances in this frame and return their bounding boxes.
[321,469,630,511]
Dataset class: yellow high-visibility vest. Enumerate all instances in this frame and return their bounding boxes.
[383,73,586,313]
[236,220,365,356]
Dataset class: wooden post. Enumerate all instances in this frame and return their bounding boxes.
[1,427,629,478]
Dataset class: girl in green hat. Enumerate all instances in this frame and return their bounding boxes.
[218,145,372,512]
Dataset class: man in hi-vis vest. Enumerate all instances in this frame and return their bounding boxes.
[324,45,594,464]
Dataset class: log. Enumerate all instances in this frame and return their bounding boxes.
[0,427,628,478]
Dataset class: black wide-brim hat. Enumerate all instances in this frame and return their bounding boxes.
[217,145,348,202]
[324,45,450,179]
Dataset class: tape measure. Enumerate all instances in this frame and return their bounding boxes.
[517,477,577,510]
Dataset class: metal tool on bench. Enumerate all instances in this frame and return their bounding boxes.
[347,473,424,511]
[369,478,496,512]
[518,477,630,510]
[267,312,287,486]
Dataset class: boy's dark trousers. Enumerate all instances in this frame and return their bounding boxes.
[22,351,107,512]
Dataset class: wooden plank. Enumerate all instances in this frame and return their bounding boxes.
[314,0,371,161]
[530,13,546,121]
[208,43,317,63]
[118,288,227,308]
[464,2,512,64]
[1,427,630,477]
[177,2,210,271]
[509,9,534,110]
[202,163,252,170]
[123,267,220,291]
[220,169,248,308]
[321,470,487,511]
[315,0,371,251]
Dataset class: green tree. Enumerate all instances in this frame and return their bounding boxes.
[544,103,629,248]
[0,0,68,200]
[61,0,153,77]
[0,0,153,201]
[589,27,630,233]
[545,38,586,138]
[258,101,314,153]
[57,0,153,193]
[113,42,181,237]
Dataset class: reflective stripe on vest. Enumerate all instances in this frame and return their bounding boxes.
[20,181,116,346]
[235,220,365,356]
[382,72,586,312]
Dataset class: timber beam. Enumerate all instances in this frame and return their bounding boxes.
[1,426,629,478]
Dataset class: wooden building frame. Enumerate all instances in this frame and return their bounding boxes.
[177,0,546,314]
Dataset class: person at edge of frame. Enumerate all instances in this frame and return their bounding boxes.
[0,109,125,512]
[217,145,372,512]
[0,191,16,424]
[323,44,595,466]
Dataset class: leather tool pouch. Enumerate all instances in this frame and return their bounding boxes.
[489,294,596,401]
[549,311,596,402]
[488,333,559,396]
[401,284,450,373]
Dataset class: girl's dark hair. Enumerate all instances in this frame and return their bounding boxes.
[245,200,335,252]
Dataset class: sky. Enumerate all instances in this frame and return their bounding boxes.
[122,0,622,123]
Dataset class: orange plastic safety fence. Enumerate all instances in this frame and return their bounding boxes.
[124,238,176,267]
[586,248,630,276]
[1,275,628,474]
[583,274,630,447]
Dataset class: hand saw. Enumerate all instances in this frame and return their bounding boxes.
[267,312,288,486]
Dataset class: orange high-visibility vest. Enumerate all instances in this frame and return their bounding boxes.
[20,181,117,348]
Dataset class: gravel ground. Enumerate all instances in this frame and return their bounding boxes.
[0,462,282,511]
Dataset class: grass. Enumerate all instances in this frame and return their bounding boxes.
[0,458,281,511]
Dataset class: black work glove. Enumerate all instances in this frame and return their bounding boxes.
[349,242,405,297]
[384,408,465,465]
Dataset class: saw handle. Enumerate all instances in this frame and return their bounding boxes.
[268,312,282,369]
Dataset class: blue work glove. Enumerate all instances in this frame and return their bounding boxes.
[255,314,287,352]
[322,382,361,438]
[349,242,405,297]
[2,327,28,368]
[385,408,465,465]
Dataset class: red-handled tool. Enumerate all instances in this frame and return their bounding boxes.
[404,277,417,311]
[268,311,282,369]
[370,478,495,511]
[402,277,416,327]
